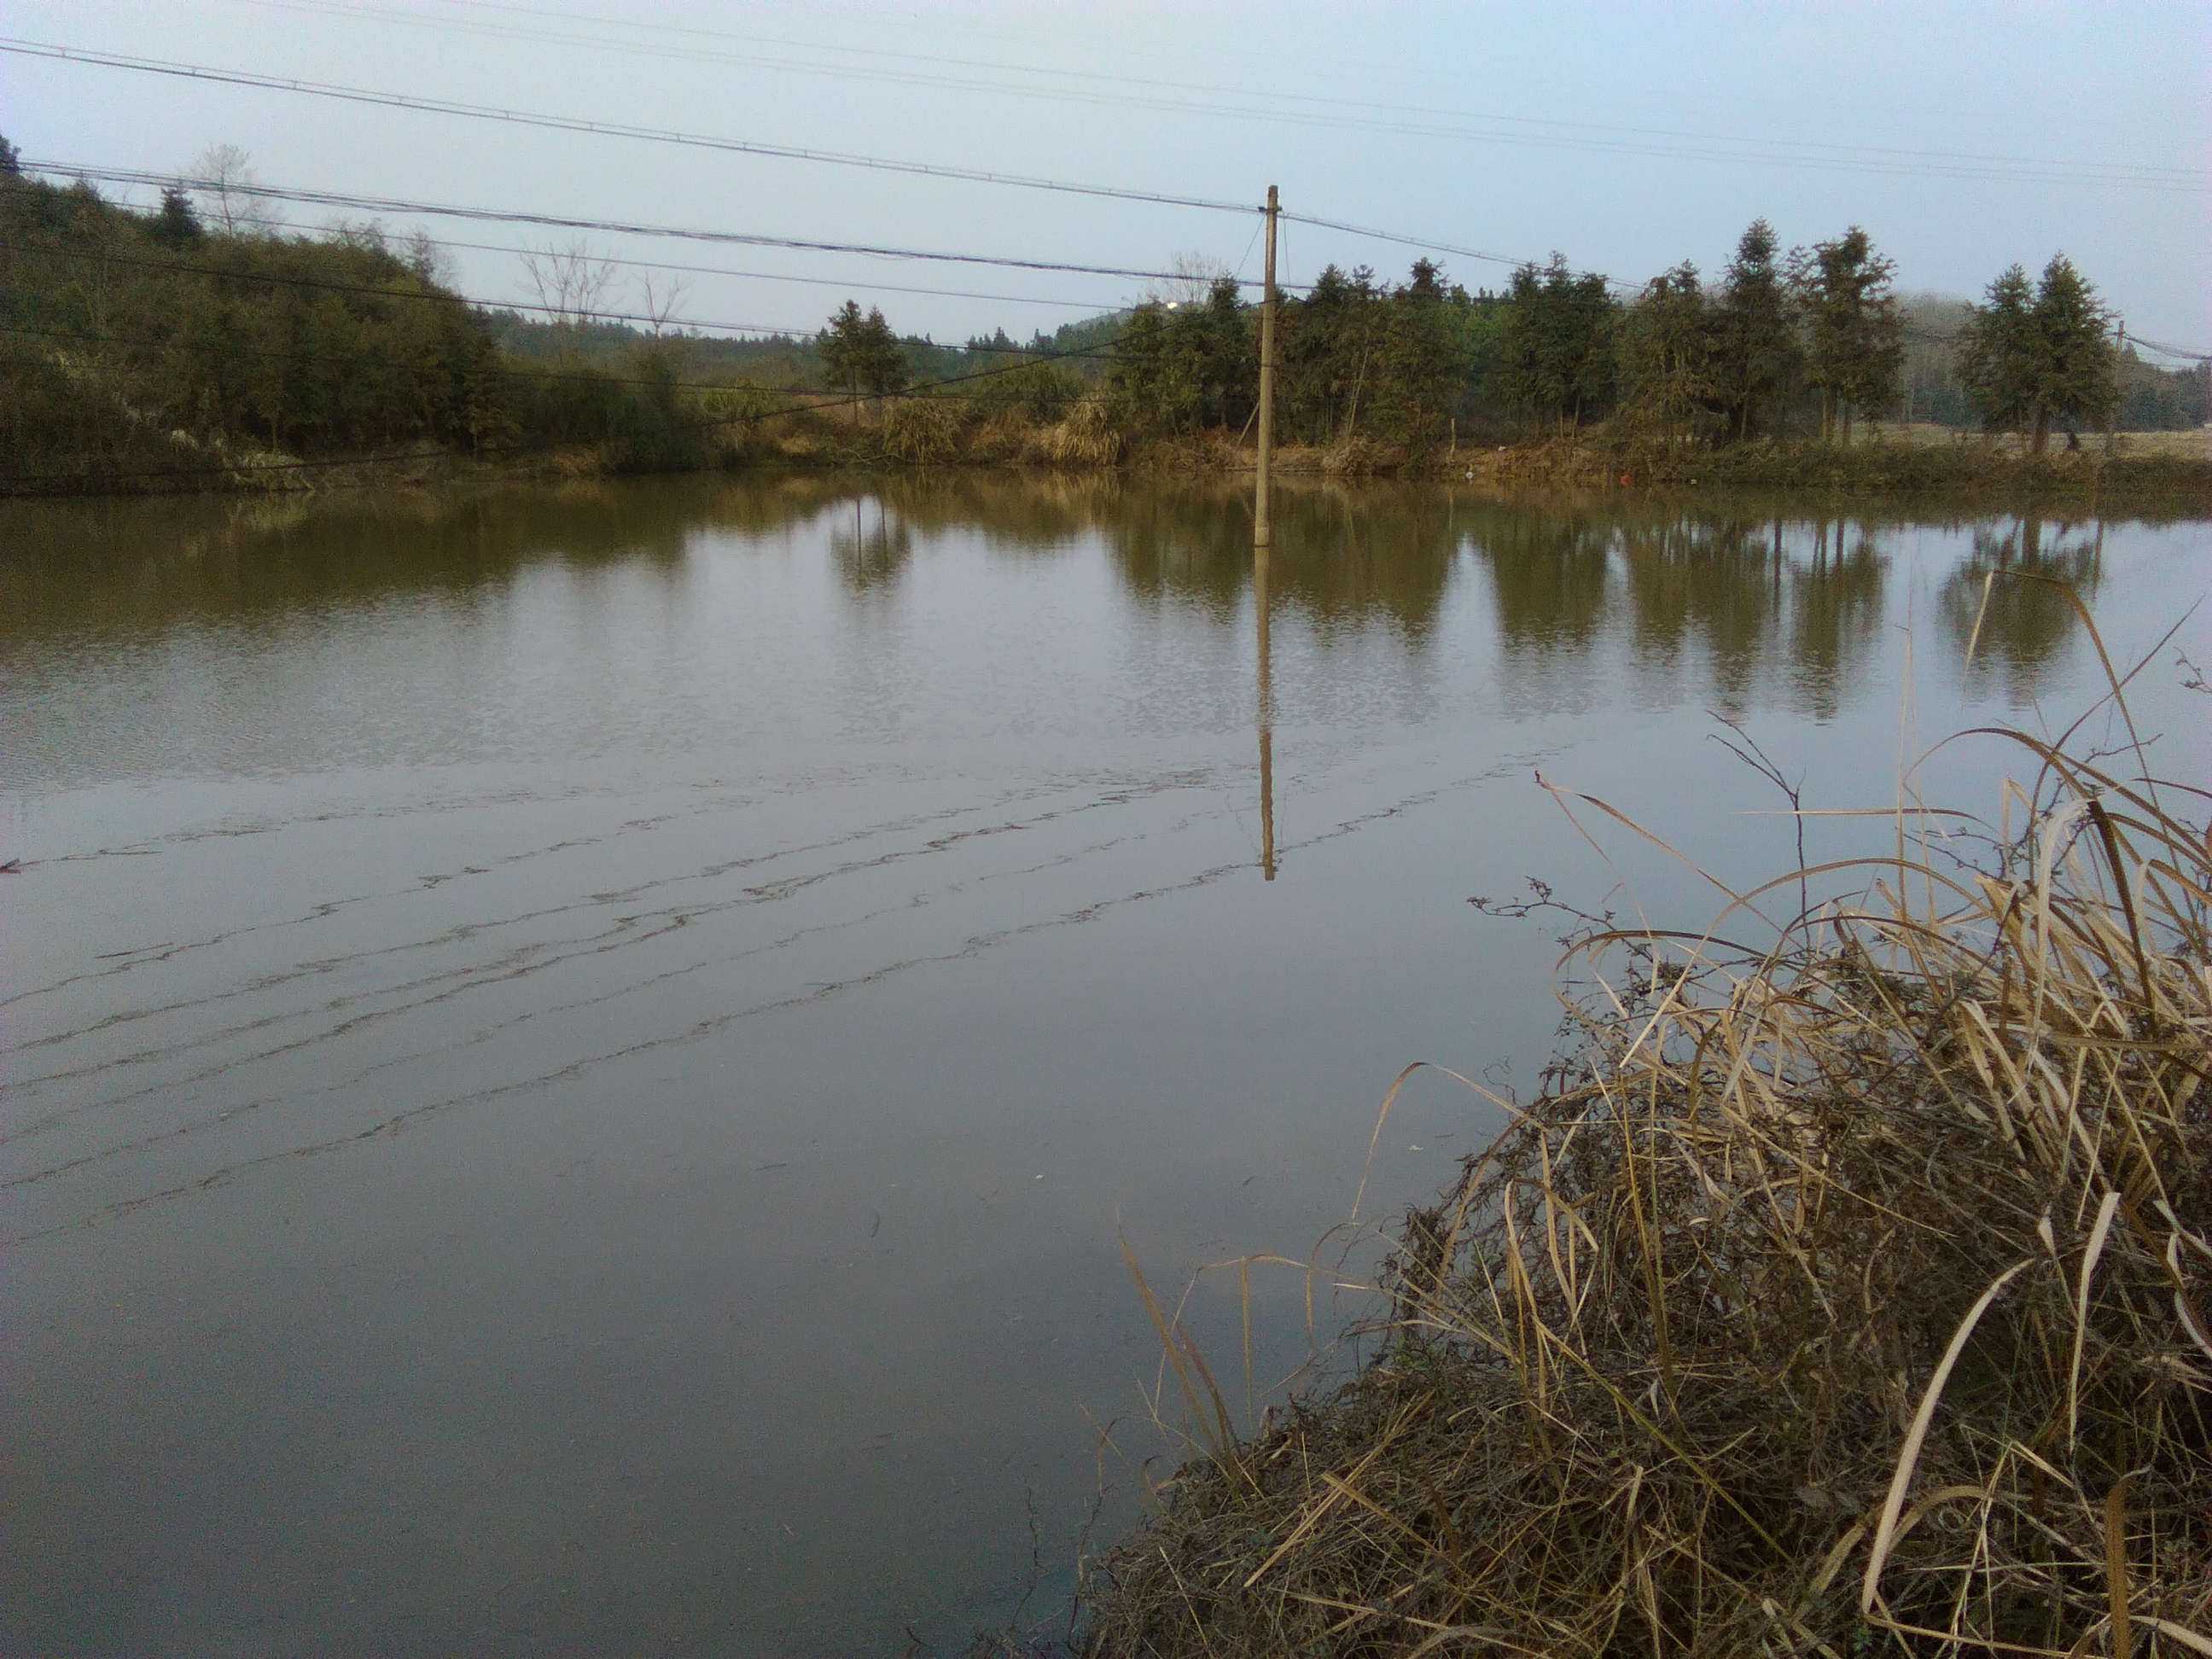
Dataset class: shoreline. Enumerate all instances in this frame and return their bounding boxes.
[7,423,2210,509]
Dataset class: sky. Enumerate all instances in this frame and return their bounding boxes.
[3,1,2207,358]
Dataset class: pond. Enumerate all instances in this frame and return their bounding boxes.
[3,475,2203,1655]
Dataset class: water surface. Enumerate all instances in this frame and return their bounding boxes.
[3,476,2203,1654]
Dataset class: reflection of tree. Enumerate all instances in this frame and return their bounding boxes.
[1465,504,1892,719]
[829,498,914,592]
[1786,524,1887,720]
[1473,507,1614,655]
[0,480,719,643]
[1939,516,2104,705]
[1101,482,1457,637]
[1617,513,1782,713]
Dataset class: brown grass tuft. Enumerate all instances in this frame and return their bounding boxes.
[1081,636,2211,1655]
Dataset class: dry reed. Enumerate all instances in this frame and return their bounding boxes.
[1081,637,2210,1655]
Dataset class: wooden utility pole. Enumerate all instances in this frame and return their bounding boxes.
[1253,185,1278,557]
[2106,318,2123,455]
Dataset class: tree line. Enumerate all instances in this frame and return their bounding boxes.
[0,140,723,486]
[1091,220,2191,454]
[3,124,2200,493]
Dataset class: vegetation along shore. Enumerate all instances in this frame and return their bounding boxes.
[3,138,2207,504]
[1071,678,2212,1656]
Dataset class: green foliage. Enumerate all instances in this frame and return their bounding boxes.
[816,300,910,402]
[1277,263,1376,441]
[1268,261,1482,448]
[975,356,1084,422]
[1106,279,1254,438]
[1956,265,2040,436]
[1711,219,1802,440]
[1958,258,2118,452]
[1618,262,1717,435]
[1792,227,1904,443]
[0,166,512,485]
[1368,259,1463,451]
[1486,255,1619,433]
[503,340,710,471]
[151,185,204,248]
[2116,352,2209,431]
[879,392,963,464]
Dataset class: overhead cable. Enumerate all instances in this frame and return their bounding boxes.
[235,1,2212,193]
[32,160,1260,287]
[0,38,1260,216]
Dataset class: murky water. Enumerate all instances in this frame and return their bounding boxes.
[3,476,2203,1655]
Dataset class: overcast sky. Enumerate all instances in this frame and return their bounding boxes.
[4,1,2206,357]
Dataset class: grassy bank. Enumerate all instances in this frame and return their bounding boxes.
[20,399,2209,514]
[1077,684,2211,1655]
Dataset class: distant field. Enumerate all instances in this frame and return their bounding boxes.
[1879,420,2212,458]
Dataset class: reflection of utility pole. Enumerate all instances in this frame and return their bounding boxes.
[1253,183,1279,882]
[1256,550,1277,882]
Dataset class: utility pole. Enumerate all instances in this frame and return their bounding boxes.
[1253,185,1278,559]
[2106,318,2122,455]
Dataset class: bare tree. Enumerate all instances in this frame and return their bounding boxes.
[634,269,691,337]
[520,241,620,334]
[405,229,456,288]
[189,143,282,236]
[1149,252,1233,311]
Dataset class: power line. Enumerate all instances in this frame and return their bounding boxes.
[32,160,1259,288]
[0,37,1261,217]
[1284,212,1639,292]
[11,242,820,341]
[232,0,2212,193]
[0,317,1126,400]
[416,236,1126,315]
[2124,334,2211,363]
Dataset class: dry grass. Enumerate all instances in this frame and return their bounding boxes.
[1080,614,2210,1656]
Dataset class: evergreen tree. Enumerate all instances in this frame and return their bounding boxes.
[2023,256,2116,452]
[1180,276,1254,430]
[0,134,20,177]
[151,184,204,247]
[1957,257,2116,453]
[1712,219,1801,440]
[1373,259,1462,450]
[1105,301,1173,434]
[1620,263,1716,436]
[1278,264,1374,442]
[1956,265,2038,439]
[1792,227,1903,444]
[1487,255,1618,434]
[816,300,909,407]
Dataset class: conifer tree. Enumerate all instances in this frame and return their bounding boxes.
[1957,257,2116,453]
[2023,256,2115,453]
[1620,262,1716,436]
[1375,259,1462,450]
[1956,265,2038,439]
[816,301,909,409]
[1487,255,1618,434]
[151,184,204,247]
[1712,219,1801,440]
[1792,228,1903,444]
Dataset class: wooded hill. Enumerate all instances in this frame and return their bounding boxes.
[2,134,2203,494]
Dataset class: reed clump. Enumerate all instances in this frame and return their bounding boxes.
[1082,701,2211,1655]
